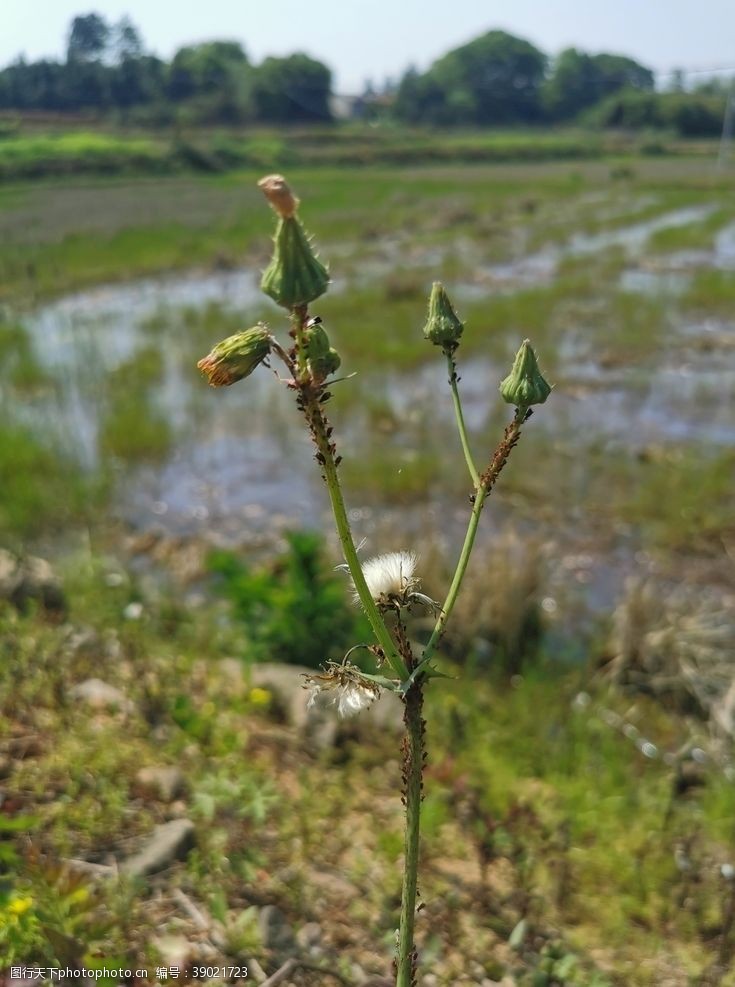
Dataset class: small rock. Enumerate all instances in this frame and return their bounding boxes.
[0,549,66,615]
[135,766,186,802]
[123,818,195,877]
[69,678,134,713]
[153,934,195,968]
[259,904,297,960]
[308,869,358,899]
[296,922,322,952]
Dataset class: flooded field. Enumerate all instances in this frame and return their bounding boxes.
[4,163,733,624]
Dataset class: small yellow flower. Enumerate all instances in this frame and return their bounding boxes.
[249,687,272,707]
[8,895,33,916]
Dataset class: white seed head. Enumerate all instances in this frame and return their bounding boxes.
[303,663,380,718]
[358,551,419,605]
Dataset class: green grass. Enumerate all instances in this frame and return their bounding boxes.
[682,268,735,314]
[647,206,735,252]
[0,124,704,185]
[0,132,168,179]
[0,424,101,544]
[3,573,734,981]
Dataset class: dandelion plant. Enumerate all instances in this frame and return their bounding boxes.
[197,174,551,985]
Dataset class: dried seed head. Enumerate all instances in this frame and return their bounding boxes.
[499,339,552,410]
[303,662,380,717]
[423,281,464,353]
[257,174,299,218]
[197,325,271,387]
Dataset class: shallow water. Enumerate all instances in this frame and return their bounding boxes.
[18,265,735,542]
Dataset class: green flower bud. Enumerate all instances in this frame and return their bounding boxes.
[423,282,464,353]
[197,325,271,387]
[261,216,330,310]
[304,322,341,381]
[499,339,552,409]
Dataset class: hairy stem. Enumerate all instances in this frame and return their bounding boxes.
[396,680,424,987]
[447,353,479,488]
[421,407,529,665]
[286,308,408,681]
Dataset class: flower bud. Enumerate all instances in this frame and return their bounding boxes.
[261,216,330,310]
[258,175,329,310]
[304,322,341,381]
[423,282,464,353]
[197,325,271,387]
[499,340,552,409]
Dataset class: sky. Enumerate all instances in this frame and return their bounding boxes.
[4,0,735,92]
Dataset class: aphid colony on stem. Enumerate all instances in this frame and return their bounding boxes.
[197,174,551,987]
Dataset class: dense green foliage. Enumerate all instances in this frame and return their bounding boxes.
[586,88,728,136]
[209,533,367,668]
[394,31,548,125]
[0,15,332,125]
[542,48,654,120]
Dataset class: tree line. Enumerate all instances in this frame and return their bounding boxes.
[0,15,728,136]
[0,13,331,124]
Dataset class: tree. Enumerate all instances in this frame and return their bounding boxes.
[113,17,143,63]
[111,55,165,109]
[592,53,654,97]
[394,31,547,125]
[543,48,601,119]
[166,41,252,122]
[394,67,447,124]
[252,54,332,123]
[67,13,110,63]
[544,48,654,120]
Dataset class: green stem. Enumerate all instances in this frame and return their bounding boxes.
[286,310,408,681]
[396,680,424,986]
[318,429,408,680]
[421,407,528,665]
[447,353,479,488]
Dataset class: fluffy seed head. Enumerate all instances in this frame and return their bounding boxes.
[358,551,419,607]
[303,662,380,718]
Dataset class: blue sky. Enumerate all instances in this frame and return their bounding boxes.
[4,0,735,91]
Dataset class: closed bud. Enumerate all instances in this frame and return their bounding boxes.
[423,282,464,353]
[258,175,329,310]
[197,325,271,387]
[499,340,552,409]
[304,322,341,381]
[261,216,330,310]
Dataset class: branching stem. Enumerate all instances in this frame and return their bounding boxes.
[421,406,529,666]
[447,353,479,488]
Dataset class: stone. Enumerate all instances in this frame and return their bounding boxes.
[152,935,195,968]
[259,904,297,960]
[134,766,186,802]
[0,549,66,615]
[69,678,134,713]
[295,922,322,952]
[122,818,195,877]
